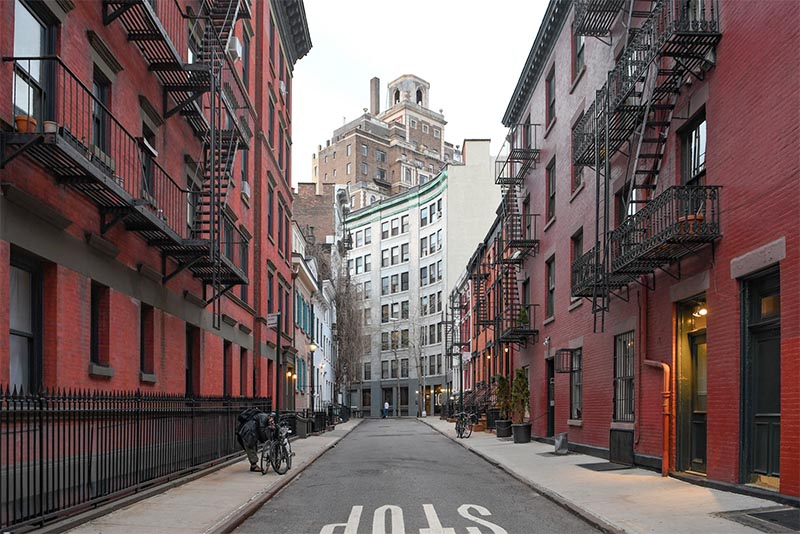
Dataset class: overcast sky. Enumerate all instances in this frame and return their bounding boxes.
[290,1,548,185]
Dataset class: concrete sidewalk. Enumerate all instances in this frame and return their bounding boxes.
[60,418,363,534]
[422,417,795,534]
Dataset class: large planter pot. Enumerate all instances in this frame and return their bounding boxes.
[486,407,500,429]
[15,115,37,133]
[511,422,532,443]
[496,419,512,438]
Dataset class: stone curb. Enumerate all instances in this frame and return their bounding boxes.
[205,419,364,534]
[421,419,625,534]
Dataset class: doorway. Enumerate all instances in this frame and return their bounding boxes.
[546,358,555,436]
[742,269,780,488]
[677,297,708,473]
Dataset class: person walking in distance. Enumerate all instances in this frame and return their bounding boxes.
[383,400,390,418]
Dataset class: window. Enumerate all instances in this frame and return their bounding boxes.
[377,168,386,181]
[381,332,390,351]
[240,242,248,301]
[391,218,399,236]
[421,296,429,316]
[268,99,275,147]
[362,144,368,156]
[364,227,372,244]
[9,260,42,393]
[364,308,371,326]
[364,280,371,299]
[355,230,364,248]
[401,272,409,291]
[382,305,389,323]
[546,157,556,222]
[401,329,409,347]
[572,114,584,192]
[223,219,234,260]
[401,301,409,319]
[269,15,276,65]
[382,249,390,267]
[401,359,409,378]
[362,163,368,176]
[346,163,351,175]
[404,167,413,184]
[391,274,399,293]
[267,185,274,236]
[429,354,436,375]
[381,222,389,239]
[346,144,352,157]
[142,124,156,197]
[401,243,409,262]
[420,266,428,286]
[614,332,635,422]
[364,362,371,381]
[376,150,386,162]
[570,230,583,294]
[410,118,417,129]
[546,256,555,318]
[573,30,585,79]
[382,276,389,296]
[681,112,706,186]
[362,389,371,407]
[401,215,409,234]
[391,302,400,320]
[13,0,51,124]
[355,257,363,274]
[434,129,441,139]
[391,246,399,265]
[420,207,428,226]
[92,69,111,154]
[570,348,583,419]
[390,359,398,379]
[429,233,436,253]
[90,281,110,366]
[381,361,389,379]
[546,66,556,126]
[364,254,371,272]
[277,203,284,254]
[437,229,442,251]
[268,272,274,313]
[420,237,428,256]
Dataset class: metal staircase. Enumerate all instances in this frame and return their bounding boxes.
[571,0,722,331]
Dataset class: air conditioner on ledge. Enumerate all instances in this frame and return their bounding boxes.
[241,180,251,200]
[227,36,242,62]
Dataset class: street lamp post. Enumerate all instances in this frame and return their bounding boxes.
[308,341,317,411]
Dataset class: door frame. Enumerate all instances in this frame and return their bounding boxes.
[676,296,707,472]
[739,266,781,485]
[546,357,555,436]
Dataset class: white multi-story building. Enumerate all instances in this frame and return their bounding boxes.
[344,139,500,417]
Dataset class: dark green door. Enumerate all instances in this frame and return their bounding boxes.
[689,333,707,473]
[547,359,555,436]
[749,326,781,478]
[742,268,781,484]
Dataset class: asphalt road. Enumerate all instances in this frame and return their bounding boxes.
[235,418,598,534]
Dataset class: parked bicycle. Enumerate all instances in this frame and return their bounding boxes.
[454,411,476,439]
[260,416,294,475]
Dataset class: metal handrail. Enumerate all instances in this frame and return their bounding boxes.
[5,55,188,239]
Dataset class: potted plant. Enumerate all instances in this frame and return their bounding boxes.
[15,114,37,133]
[494,374,512,438]
[511,367,531,443]
[517,306,529,327]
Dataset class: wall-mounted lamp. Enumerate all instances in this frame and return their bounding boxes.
[692,305,708,318]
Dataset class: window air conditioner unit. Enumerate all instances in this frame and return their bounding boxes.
[241,180,251,201]
[227,36,242,62]
[279,80,287,97]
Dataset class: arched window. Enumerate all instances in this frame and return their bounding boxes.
[394,90,400,104]
[416,89,423,105]
[370,195,377,204]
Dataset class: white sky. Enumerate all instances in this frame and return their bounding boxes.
[291,1,548,185]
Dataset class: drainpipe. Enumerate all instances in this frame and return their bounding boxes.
[640,284,671,477]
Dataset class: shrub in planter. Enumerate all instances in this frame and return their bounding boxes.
[494,373,512,438]
[511,368,531,443]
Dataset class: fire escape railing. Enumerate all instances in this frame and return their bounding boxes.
[573,0,626,37]
[2,56,187,244]
[609,185,720,274]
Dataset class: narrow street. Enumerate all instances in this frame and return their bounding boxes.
[236,418,597,534]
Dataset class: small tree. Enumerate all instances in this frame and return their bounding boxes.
[511,368,530,424]
[494,374,512,420]
[517,306,529,327]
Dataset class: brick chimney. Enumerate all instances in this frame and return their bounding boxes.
[370,77,380,116]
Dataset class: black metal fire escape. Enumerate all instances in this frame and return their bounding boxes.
[571,0,722,331]
[102,0,254,328]
[493,124,540,346]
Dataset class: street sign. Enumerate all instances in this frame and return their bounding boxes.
[267,312,280,329]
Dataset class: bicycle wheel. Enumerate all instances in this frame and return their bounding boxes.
[271,441,289,475]
[455,418,464,438]
[464,418,473,438]
[283,440,293,470]
[259,442,271,474]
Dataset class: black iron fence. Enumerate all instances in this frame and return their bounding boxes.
[0,387,271,531]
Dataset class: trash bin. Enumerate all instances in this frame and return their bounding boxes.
[314,411,326,432]
[295,416,311,438]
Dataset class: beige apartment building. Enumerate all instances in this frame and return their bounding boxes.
[311,75,461,210]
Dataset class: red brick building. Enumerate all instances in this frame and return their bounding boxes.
[0,0,310,405]
[457,0,798,500]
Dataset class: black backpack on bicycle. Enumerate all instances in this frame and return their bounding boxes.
[236,407,261,434]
